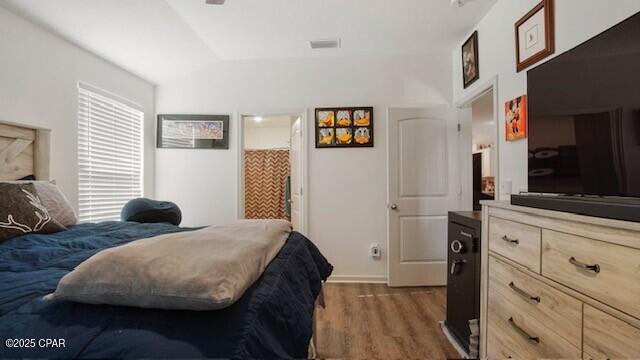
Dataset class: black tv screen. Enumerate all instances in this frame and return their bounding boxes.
[527,12,640,198]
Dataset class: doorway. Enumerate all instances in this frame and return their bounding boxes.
[239,113,306,232]
[456,77,500,210]
[387,107,461,287]
[471,92,496,209]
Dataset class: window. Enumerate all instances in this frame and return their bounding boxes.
[78,83,143,222]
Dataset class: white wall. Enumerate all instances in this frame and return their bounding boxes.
[471,91,494,149]
[452,0,640,198]
[244,118,291,150]
[156,54,451,281]
[0,6,156,209]
[472,92,495,177]
[244,126,290,149]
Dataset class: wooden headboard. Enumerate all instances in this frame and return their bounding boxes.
[0,121,50,181]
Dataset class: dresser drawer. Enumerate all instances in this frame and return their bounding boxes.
[541,230,640,319]
[489,217,541,272]
[486,298,580,359]
[488,256,582,349]
[583,305,640,359]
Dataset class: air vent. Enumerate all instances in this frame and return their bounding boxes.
[206,0,225,4]
[450,0,472,6]
[310,39,341,49]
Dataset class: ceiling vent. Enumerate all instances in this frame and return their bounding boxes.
[310,39,341,49]
[450,0,472,7]
[206,0,226,4]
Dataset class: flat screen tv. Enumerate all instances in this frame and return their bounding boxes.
[527,12,640,198]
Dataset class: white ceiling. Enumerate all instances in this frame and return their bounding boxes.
[165,0,496,60]
[0,0,496,84]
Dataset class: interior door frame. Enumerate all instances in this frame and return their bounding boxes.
[454,75,500,208]
[236,109,309,235]
[453,76,499,358]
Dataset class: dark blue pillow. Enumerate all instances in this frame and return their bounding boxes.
[121,198,182,226]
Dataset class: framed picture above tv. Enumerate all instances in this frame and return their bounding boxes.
[157,114,230,149]
[515,0,555,72]
[315,107,373,148]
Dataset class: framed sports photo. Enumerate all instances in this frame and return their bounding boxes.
[157,114,230,149]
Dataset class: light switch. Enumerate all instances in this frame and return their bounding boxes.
[500,180,512,196]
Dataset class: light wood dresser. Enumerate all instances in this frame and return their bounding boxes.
[480,201,640,359]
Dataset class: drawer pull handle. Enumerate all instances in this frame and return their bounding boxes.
[569,257,600,273]
[501,235,519,244]
[508,282,540,303]
[508,317,540,344]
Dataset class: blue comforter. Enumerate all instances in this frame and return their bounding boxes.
[0,222,332,359]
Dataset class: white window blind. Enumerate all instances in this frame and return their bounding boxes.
[78,83,143,222]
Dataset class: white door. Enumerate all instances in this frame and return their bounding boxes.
[388,107,461,287]
[289,118,302,231]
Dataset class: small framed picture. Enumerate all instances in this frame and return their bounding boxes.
[336,110,352,127]
[315,107,373,148]
[515,0,555,72]
[317,128,335,146]
[505,95,528,141]
[353,127,371,145]
[336,128,353,145]
[317,110,335,127]
[462,31,479,88]
[157,114,230,149]
[353,109,371,126]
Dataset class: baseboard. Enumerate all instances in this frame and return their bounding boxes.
[326,275,388,284]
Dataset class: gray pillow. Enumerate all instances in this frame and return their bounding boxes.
[0,183,66,242]
[5,181,78,227]
[48,220,291,310]
[32,181,78,227]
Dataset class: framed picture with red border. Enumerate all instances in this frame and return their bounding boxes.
[505,95,527,141]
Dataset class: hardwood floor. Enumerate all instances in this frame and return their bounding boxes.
[315,283,458,359]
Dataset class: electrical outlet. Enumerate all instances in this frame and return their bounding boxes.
[370,243,381,258]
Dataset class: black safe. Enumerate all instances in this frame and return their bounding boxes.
[444,211,481,354]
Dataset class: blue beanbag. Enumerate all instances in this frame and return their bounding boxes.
[121,198,182,226]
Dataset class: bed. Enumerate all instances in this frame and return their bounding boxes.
[0,121,332,358]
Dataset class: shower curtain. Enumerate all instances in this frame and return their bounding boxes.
[244,149,290,220]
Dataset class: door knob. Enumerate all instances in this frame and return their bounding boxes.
[390,204,398,210]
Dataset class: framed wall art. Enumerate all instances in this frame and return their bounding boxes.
[462,31,479,88]
[157,114,230,149]
[315,107,373,148]
[505,95,527,141]
[515,0,555,72]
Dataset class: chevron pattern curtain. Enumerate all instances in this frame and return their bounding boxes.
[244,149,290,220]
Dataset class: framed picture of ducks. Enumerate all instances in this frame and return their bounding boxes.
[315,107,373,148]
